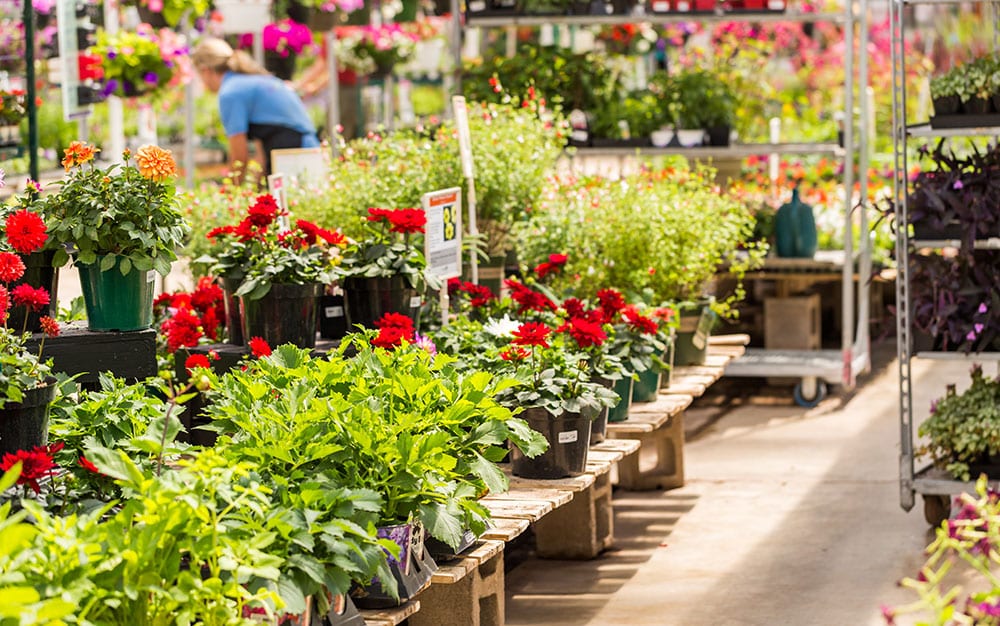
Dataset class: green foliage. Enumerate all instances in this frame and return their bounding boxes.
[886,477,1000,625]
[0,451,284,625]
[292,100,564,256]
[42,146,190,276]
[589,90,663,139]
[515,163,762,307]
[89,28,179,99]
[654,68,738,130]
[919,365,1000,481]
[0,328,54,409]
[202,339,547,552]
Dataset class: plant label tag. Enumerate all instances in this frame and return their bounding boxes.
[571,129,588,143]
[557,430,578,444]
[675,0,690,9]
[409,296,423,309]
[451,96,475,179]
[324,306,344,318]
[146,270,156,284]
[422,187,463,281]
[692,308,713,350]
[469,0,486,10]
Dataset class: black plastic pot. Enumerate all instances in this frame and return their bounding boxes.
[342,275,421,330]
[240,282,322,349]
[265,50,297,81]
[353,522,437,609]
[220,275,245,346]
[706,125,731,146]
[0,381,55,457]
[932,95,961,116]
[510,407,592,479]
[963,97,993,115]
[910,220,964,242]
[425,527,479,561]
[7,250,59,334]
[319,293,349,340]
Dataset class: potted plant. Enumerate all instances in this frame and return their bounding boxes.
[489,313,618,479]
[43,141,189,331]
[89,24,190,99]
[918,364,1000,481]
[0,87,25,147]
[661,68,738,146]
[930,69,962,116]
[2,182,59,333]
[211,194,345,349]
[0,326,59,457]
[239,18,316,80]
[332,24,420,78]
[958,55,996,115]
[125,0,213,27]
[339,207,428,330]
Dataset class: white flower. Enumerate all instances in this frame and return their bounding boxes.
[483,315,520,338]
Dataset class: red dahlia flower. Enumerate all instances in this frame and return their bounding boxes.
[558,316,607,348]
[184,353,212,373]
[0,252,25,282]
[0,445,58,493]
[386,208,426,234]
[248,336,272,357]
[376,311,415,332]
[371,325,412,349]
[39,316,59,337]
[511,321,551,348]
[4,209,48,254]
[623,307,658,335]
[10,284,50,312]
[247,194,279,227]
[78,455,101,475]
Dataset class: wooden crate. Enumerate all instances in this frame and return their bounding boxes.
[764,294,821,350]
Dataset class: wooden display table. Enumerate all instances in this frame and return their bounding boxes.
[607,335,748,490]
[25,321,157,386]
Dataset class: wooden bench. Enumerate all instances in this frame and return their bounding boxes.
[607,335,748,490]
[360,601,420,626]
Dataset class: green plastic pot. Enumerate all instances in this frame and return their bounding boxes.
[77,255,156,331]
[675,303,715,366]
[632,367,662,403]
[607,377,633,423]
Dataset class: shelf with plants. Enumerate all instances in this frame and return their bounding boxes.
[566,141,844,159]
[462,9,848,27]
[890,0,1000,519]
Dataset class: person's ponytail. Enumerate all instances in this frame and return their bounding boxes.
[226,50,268,76]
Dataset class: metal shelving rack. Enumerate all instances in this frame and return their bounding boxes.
[891,0,1000,521]
[450,2,871,405]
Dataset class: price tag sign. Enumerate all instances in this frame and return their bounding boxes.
[691,307,716,351]
[422,187,463,281]
[451,96,475,179]
[267,173,289,229]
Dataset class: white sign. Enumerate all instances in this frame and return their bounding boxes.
[451,96,474,179]
[422,187,463,281]
[267,173,289,229]
[270,147,329,184]
[56,0,91,120]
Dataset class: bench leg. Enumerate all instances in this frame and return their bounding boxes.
[613,413,685,490]
[534,472,614,559]
[409,550,505,626]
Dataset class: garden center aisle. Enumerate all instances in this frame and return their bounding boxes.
[504,345,974,626]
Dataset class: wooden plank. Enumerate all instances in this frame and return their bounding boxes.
[584,457,612,477]
[480,498,552,521]
[591,438,641,457]
[708,333,750,346]
[430,540,504,584]
[506,472,595,492]
[587,449,625,464]
[485,487,574,507]
[481,517,529,541]
[360,600,420,626]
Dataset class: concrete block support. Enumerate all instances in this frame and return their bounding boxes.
[613,412,685,490]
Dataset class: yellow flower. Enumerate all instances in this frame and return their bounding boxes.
[61,140,99,171]
[135,145,177,182]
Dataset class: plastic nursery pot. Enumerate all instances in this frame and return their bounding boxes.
[607,377,633,423]
[0,381,56,457]
[342,275,422,330]
[219,274,245,346]
[510,407,593,479]
[7,250,59,334]
[77,255,156,331]
[240,282,322,350]
[319,292,349,340]
[932,95,961,116]
[631,367,662,403]
[353,522,437,609]
[675,303,715,366]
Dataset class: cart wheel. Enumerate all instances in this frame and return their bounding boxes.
[923,494,951,527]
[793,380,827,408]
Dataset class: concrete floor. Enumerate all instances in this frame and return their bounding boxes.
[504,344,988,626]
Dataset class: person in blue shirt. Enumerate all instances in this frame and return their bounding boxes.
[191,37,320,181]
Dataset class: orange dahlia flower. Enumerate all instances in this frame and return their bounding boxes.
[135,145,177,182]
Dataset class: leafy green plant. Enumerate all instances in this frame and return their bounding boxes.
[514,165,763,311]
[919,365,1000,481]
[656,68,738,130]
[43,142,189,276]
[0,451,285,625]
[202,339,546,552]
